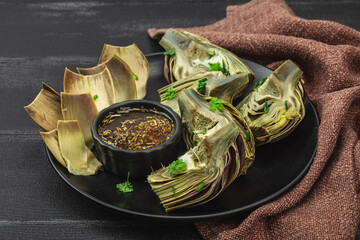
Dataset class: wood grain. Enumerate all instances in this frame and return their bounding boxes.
[1,0,359,239]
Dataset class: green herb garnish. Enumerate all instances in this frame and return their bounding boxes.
[208,51,216,56]
[197,78,208,93]
[164,48,175,56]
[252,82,258,92]
[246,129,250,141]
[172,186,177,197]
[164,87,175,100]
[209,97,224,112]
[208,62,227,74]
[190,130,195,137]
[203,128,207,134]
[259,77,267,85]
[116,172,134,193]
[194,140,197,146]
[167,159,186,176]
[196,181,205,191]
[132,72,138,80]
[264,100,269,114]
[285,100,288,110]
[93,94,98,100]
[198,78,207,83]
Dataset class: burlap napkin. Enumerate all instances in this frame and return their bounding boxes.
[148,0,360,239]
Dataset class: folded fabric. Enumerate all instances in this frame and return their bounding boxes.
[148,0,360,239]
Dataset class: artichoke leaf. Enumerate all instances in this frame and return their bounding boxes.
[57,120,102,175]
[24,83,62,132]
[77,55,137,102]
[63,67,115,112]
[159,72,251,115]
[98,43,149,99]
[236,60,305,146]
[159,29,254,82]
[148,89,255,212]
[61,92,98,147]
[40,129,67,168]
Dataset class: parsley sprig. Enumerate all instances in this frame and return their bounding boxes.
[209,97,224,112]
[164,87,175,100]
[164,48,175,56]
[167,159,186,176]
[93,94,98,100]
[116,172,134,193]
[208,62,227,74]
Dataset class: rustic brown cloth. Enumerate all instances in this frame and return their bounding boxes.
[148,0,360,239]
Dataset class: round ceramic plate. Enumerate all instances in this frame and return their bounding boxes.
[47,53,319,222]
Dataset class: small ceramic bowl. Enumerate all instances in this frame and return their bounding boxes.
[91,100,181,179]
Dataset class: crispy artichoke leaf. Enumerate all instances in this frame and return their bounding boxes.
[160,29,254,82]
[40,129,67,168]
[98,43,149,99]
[159,72,251,115]
[24,83,62,132]
[148,89,255,212]
[63,67,115,112]
[236,60,305,146]
[57,120,102,175]
[61,92,98,147]
[77,55,137,102]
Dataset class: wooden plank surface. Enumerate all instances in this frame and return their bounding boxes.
[1,0,359,239]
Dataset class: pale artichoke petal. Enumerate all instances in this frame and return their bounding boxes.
[98,43,149,99]
[24,83,62,131]
[63,67,115,112]
[61,92,98,147]
[148,89,255,212]
[236,60,305,146]
[40,129,67,168]
[77,55,137,102]
[159,29,254,82]
[57,120,102,175]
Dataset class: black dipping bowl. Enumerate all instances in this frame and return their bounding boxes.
[91,100,182,179]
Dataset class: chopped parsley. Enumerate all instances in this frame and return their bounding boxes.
[93,94,98,100]
[208,62,227,74]
[246,129,250,141]
[194,140,197,146]
[167,158,186,176]
[259,77,267,85]
[190,130,195,137]
[252,82,258,92]
[132,72,138,80]
[116,172,134,193]
[172,186,177,198]
[164,48,175,56]
[264,100,269,114]
[203,128,207,134]
[208,51,216,56]
[285,100,288,110]
[196,181,205,191]
[197,78,207,93]
[164,87,175,100]
[209,97,224,112]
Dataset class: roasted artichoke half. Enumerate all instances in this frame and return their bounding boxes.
[236,60,305,146]
[147,89,255,212]
[158,72,252,115]
[159,29,254,83]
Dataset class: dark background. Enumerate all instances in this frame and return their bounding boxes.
[1,0,359,239]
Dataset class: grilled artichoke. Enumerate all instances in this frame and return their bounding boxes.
[159,72,252,115]
[147,89,255,212]
[236,60,305,146]
[159,29,254,83]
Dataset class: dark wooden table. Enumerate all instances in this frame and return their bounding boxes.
[1,0,359,239]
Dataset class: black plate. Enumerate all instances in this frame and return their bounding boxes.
[47,53,319,222]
